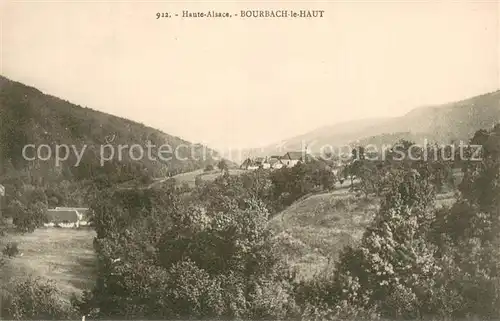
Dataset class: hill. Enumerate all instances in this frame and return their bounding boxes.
[227,117,390,163]
[0,75,218,202]
[236,90,500,161]
[269,186,457,280]
[353,90,500,147]
[269,189,378,280]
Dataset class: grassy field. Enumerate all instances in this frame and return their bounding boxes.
[2,228,96,305]
[171,169,205,187]
[167,168,247,188]
[198,169,247,182]
[270,187,457,280]
[270,188,378,280]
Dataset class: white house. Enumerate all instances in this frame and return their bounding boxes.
[240,157,271,170]
[44,207,90,228]
[44,209,80,228]
[254,157,271,169]
[240,158,258,170]
[268,156,284,169]
[281,151,309,168]
[55,207,90,225]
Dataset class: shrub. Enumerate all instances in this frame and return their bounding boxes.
[2,242,19,257]
[1,276,74,320]
[194,175,203,187]
[181,181,190,192]
[9,200,47,233]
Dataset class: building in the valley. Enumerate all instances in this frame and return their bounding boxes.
[55,207,91,225]
[280,151,311,168]
[268,156,284,169]
[254,157,271,169]
[240,158,259,170]
[44,207,90,228]
[241,152,314,170]
[240,157,271,170]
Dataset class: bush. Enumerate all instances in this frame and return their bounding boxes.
[181,181,190,192]
[194,175,203,187]
[2,242,19,257]
[9,200,47,233]
[1,276,75,320]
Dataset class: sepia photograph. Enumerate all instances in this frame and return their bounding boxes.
[0,0,499,320]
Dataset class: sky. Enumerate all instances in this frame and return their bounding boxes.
[1,0,499,150]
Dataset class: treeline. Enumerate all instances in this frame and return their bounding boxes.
[340,139,461,197]
[2,125,500,319]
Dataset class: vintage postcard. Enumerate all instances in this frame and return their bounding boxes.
[0,1,499,320]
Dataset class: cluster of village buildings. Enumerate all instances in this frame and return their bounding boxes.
[240,151,343,174]
[239,151,311,170]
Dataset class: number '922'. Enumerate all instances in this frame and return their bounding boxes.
[156,12,171,18]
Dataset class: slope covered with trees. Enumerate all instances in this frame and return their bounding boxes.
[0,75,218,230]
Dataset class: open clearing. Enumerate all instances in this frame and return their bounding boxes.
[2,228,96,304]
[198,169,247,182]
[169,168,247,188]
[270,188,378,280]
[270,188,457,280]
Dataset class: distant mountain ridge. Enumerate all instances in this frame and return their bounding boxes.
[233,90,500,162]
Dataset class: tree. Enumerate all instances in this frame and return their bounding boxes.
[302,126,500,319]
[428,125,500,318]
[2,276,75,319]
[217,159,229,173]
[352,146,366,161]
[7,200,47,233]
[331,170,441,319]
[194,175,204,187]
[76,181,298,320]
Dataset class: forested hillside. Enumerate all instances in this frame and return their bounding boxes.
[0,75,218,215]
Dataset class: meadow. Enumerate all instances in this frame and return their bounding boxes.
[2,228,96,305]
[167,168,247,188]
[271,187,456,280]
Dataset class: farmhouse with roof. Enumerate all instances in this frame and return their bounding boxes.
[280,151,311,167]
[268,156,284,169]
[240,151,313,170]
[44,207,90,228]
[240,156,272,170]
[254,157,271,169]
[240,158,259,170]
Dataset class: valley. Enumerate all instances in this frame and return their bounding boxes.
[0,76,497,320]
